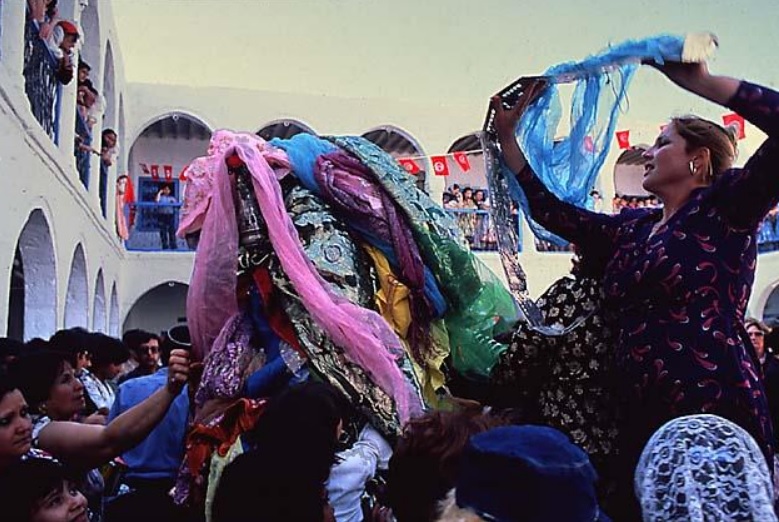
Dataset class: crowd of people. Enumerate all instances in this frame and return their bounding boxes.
[0,326,191,522]
[10,22,779,522]
[442,184,498,251]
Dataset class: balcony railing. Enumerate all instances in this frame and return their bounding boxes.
[120,203,779,256]
[759,219,779,254]
[445,208,512,252]
[23,14,61,143]
[124,202,191,252]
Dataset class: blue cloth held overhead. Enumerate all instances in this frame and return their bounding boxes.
[509,34,711,245]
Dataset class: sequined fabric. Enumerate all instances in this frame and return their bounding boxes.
[273,184,423,437]
[328,136,519,378]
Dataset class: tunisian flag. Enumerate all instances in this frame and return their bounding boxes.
[431,156,449,176]
[453,152,471,172]
[722,113,746,140]
[397,158,421,175]
[163,165,173,181]
[150,164,160,180]
[615,130,631,150]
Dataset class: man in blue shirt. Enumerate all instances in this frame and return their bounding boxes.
[106,327,190,521]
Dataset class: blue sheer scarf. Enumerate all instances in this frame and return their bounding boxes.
[506,34,704,245]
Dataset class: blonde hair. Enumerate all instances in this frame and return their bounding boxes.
[435,490,486,522]
[672,116,738,180]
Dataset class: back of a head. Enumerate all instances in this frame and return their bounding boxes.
[213,381,347,522]
[89,333,130,367]
[212,449,328,522]
[0,337,24,359]
[452,425,602,522]
[49,327,91,367]
[635,414,776,522]
[0,367,19,403]
[387,406,511,522]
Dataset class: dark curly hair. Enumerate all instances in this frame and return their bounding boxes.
[212,381,349,522]
[386,404,513,522]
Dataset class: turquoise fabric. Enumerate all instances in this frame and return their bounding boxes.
[510,34,689,245]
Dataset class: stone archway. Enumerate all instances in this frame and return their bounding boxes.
[362,125,428,192]
[93,269,106,333]
[613,146,649,197]
[64,244,88,329]
[10,210,57,340]
[256,119,316,141]
[122,281,188,336]
[108,282,120,336]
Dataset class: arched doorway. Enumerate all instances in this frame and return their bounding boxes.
[763,285,779,327]
[122,282,188,336]
[127,112,212,250]
[6,248,25,341]
[93,269,106,333]
[64,244,88,329]
[256,119,315,141]
[362,126,428,192]
[108,283,120,336]
[10,210,57,340]
[613,146,649,197]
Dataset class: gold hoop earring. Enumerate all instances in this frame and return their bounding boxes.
[689,161,695,175]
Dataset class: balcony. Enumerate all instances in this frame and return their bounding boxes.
[445,208,510,252]
[22,14,61,143]
[124,202,191,252]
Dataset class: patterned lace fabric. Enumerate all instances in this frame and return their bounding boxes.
[635,414,777,522]
[491,276,618,473]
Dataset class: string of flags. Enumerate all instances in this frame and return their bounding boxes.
[615,112,746,150]
[139,163,189,181]
[397,150,474,177]
[140,112,748,182]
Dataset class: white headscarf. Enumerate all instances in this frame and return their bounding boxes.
[635,414,777,522]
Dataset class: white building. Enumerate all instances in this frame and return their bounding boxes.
[1,0,778,341]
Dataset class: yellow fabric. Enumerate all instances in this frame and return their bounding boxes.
[362,245,449,403]
[205,436,244,522]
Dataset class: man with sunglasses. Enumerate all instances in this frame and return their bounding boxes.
[119,330,162,384]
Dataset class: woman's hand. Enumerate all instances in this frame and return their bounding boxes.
[650,60,710,92]
[492,79,548,142]
[649,60,738,106]
[166,349,190,395]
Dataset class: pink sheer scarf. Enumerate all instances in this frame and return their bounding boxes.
[187,130,420,422]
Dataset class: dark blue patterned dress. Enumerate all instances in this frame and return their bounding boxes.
[514,81,779,474]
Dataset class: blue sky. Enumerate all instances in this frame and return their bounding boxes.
[113,0,778,148]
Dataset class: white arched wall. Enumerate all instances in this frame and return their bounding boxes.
[361,124,431,193]
[256,118,317,136]
[93,269,106,332]
[127,110,214,150]
[122,281,189,336]
[102,42,117,130]
[748,252,779,321]
[78,0,101,77]
[14,209,57,340]
[64,244,89,329]
[108,282,120,336]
